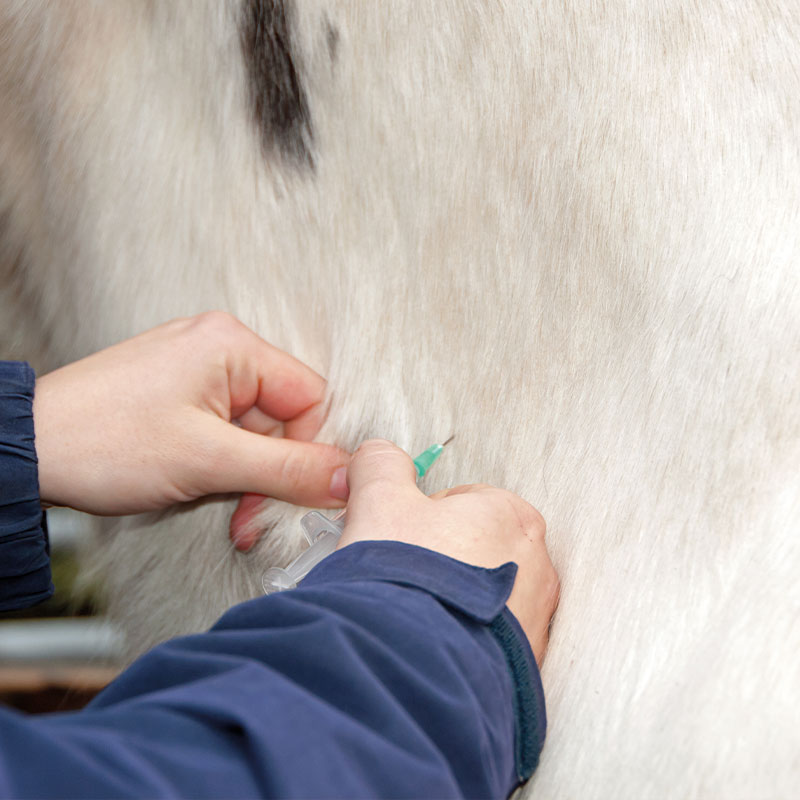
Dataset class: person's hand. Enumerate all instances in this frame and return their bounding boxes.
[33,313,350,539]
[338,440,560,664]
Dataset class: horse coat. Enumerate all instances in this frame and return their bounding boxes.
[1,2,798,797]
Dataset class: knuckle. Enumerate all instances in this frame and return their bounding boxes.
[353,475,410,516]
[477,486,508,504]
[354,439,404,467]
[164,315,193,331]
[443,482,491,496]
[277,447,309,497]
[179,312,247,364]
[513,496,546,538]
[358,474,398,498]
[356,438,396,454]
[545,564,561,612]
[491,489,546,536]
[193,310,241,335]
[528,505,547,537]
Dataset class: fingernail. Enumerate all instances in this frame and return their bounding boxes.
[329,466,349,500]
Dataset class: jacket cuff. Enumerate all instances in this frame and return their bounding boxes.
[0,361,53,611]
[303,540,547,777]
[303,538,518,622]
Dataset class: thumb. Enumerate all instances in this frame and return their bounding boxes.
[204,417,350,506]
[337,439,423,550]
[347,439,419,500]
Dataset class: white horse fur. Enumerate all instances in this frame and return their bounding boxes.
[1,2,798,797]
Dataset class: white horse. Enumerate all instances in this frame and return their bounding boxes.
[1,2,798,797]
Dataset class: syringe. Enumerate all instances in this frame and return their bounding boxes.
[262,436,454,594]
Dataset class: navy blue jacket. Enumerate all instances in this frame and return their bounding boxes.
[0,361,546,798]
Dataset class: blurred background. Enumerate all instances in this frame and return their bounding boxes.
[0,509,124,713]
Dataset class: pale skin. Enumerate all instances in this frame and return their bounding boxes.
[341,439,560,663]
[32,312,559,661]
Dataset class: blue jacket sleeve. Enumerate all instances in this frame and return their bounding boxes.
[0,361,53,611]
[0,541,546,799]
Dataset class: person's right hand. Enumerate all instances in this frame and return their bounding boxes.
[337,440,560,664]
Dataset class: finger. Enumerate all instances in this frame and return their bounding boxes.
[229,493,269,551]
[206,419,351,507]
[237,399,328,444]
[225,329,328,426]
[235,407,285,436]
[346,439,419,500]
[282,399,327,441]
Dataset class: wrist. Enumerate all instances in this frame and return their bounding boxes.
[31,373,58,507]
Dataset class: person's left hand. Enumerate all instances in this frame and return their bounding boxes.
[33,313,350,547]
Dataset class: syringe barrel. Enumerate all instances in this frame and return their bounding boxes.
[263,512,344,595]
[300,510,346,545]
[284,530,339,583]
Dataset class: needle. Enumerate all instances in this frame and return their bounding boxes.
[264,435,457,594]
[413,435,455,478]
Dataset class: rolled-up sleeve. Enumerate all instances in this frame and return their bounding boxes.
[0,541,546,798]
[0,361,53,611]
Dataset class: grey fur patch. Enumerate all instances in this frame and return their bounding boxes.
[325,20,339,63]
[239,0,313,167]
